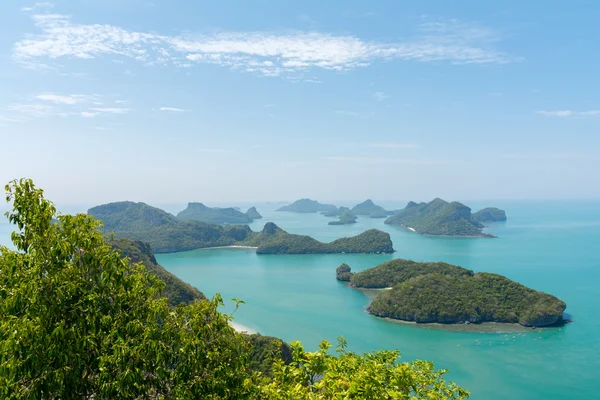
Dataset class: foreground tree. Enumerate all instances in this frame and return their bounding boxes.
[0,179,468,399]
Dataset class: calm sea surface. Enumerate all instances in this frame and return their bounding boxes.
[1,200,599,399]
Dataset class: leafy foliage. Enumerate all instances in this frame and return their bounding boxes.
[177,202,256,224]
[257,339,469,399]
[110,238,206,306]
[0,179,468,399]
[385,198,495,237]
[472,207,507,223]
[351,258,567,326]
[276,198,337,213]
[351,259,473,288]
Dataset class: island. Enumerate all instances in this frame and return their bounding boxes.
[245,206,263,220]
[351,199,393,218]
[472,207,507,223]
[328,211,357,225]
[277,198,337,213]
[177,202,261,224]
[322,206,351,217]
[336,263,353,281]
[341,259,567,327]
[384,198,497,237]
[88,201,394,254]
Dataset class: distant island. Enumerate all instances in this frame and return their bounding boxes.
[339,259,566,327]
[322,206,351,217]
[328,211,357,225]
[89,201,393,254]
[177,202,261,224]
[277,198,337,213]
[350,199,393,218]
[384,198,506,237]
[472,207,507,223]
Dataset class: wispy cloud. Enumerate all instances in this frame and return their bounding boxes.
[334,110,374,118]
[7,103,66,118]
[322,156,453,165]
[36,92,99,105]
[373,91,390,102]
[370,142,420,149]
[197,148,231,153]
[80,111,99,118]
[21,2,54,12]
[159,107,188,112]
[0,115,24,123]
[88,107,130,114]
[14,13,514,77]
[536,110,600,117]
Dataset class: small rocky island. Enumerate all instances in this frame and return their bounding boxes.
[328,211,357,225]
[277,198,337,213]
[177,202,262,224]
[88,202,393,254]
[472,207,507,223]
[384,198,506,237]
[337,259,566,327]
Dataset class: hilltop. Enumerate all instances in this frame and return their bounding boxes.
[277,198,337,213]
[384,198,496,237]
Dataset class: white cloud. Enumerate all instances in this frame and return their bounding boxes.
[373,91,390,102]
[36,92,99,104]
[536,110,600,117]
[6,103,65,118]
[159,107,187,112]
[13,13,514,77]
[334,110,374,118]
[370,142,420,149]
[0,116,23,123]
[88,107,130,114]
[21,2,54,12]
[80,111,99,118]
[197,148,230,153]
[503,153,575,160]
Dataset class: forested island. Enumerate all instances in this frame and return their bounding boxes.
[328,211,357,225]
[88,201,393,254]
[176,202,261,224]
[351,199,393,218]
[472,207,507,223]
[277,198,337,213]
[338,259,566,327]
[384,198,506,237]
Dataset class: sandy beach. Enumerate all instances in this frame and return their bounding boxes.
[228,320,257,334]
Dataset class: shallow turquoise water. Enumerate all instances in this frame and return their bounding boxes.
[1,201,599,398]
[156,201,600,399]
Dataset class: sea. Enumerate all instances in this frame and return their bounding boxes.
[1,200,599,399]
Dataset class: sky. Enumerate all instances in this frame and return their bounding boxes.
[0,0,599,205]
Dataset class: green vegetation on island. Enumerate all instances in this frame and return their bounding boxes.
[328,211,357,225]
[384,198,496,237]
[245,206,263,219]
[177,202,259,224]
[277,198,337,213]
[351,199,393,218]
[1,179,468,399]
[110,238,206,306]
[322,206,351,217]
[336,263,353,281]
[88,202,393,254]
[344,259,566,327]
[472,207,507,223]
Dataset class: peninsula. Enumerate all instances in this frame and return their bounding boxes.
[340,259,566,327]
[88,201,393,254]
[277,198,337,213]
[384,198,501,237]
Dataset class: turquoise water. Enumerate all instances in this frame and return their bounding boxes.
[1,201,599,398]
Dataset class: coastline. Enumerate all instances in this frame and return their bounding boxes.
[200,245,258,250]
[229,320,257,334]
[374,315,539,333]
[397,224,495,238]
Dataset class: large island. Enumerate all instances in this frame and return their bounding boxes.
[339,259,566,327]
[384,198,506,237]
[89,201,393,254]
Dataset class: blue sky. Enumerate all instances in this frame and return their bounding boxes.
[0,0,599,204]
